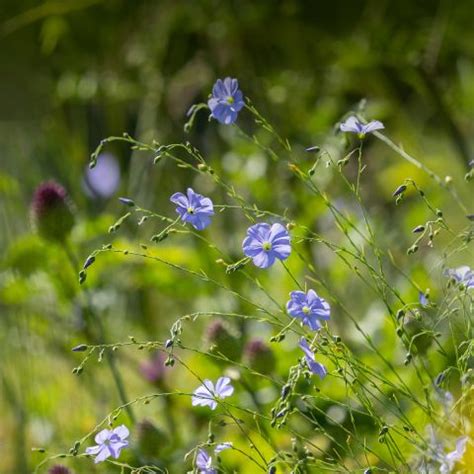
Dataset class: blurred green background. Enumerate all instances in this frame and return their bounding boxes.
[1,1,473,473]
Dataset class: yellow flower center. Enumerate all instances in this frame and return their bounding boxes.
[262,241,272,251]
[226,96,234,104]
[302,306,310,314]
[187,207,195,214]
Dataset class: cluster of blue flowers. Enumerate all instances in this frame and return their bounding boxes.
[82,78,470,472]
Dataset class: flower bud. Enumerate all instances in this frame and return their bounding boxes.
[30,181,75,242]
[140,351,168,387]
[243,338,276,375]
[48,466,72,474]
[205,319,242,362]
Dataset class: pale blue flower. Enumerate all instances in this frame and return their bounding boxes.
[242,223,291,269]
[440,436,468,474]
[419,292,429,307]
[340,116,384,138]
[192,376,234,410]
[214,442,233,453]
[85,425,129,463]
[170,188,214,230]
[444,266,474,289]
[196,448,216,474]
[299,338,326,379]
[287,289,330,330]
[208,77,244,125]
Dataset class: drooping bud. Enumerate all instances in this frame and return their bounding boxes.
[243,338,276,375]
[205,319,242,362]
[30,181,74,242]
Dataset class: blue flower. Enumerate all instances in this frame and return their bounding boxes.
[85,425,129,463]
[170,188,214,230]
[440,437,468,474]
[214,442,232,453]
[419,292,429,307]
[444,266,474,289]
[208,77,245,125]
[192,376,234,410]
[196,448,216,474]
[299,338,327,379]
[339,116,384,138]
[287,289,330,330]
[242,223,291,269]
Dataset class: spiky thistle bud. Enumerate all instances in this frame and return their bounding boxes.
[48,466,72,474]
[243,338,276,375]
[205,319,242,362]
[30,181,74,242]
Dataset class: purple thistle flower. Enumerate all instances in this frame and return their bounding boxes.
[208,77,245,125]
[299,338,327,379]
[48,466,72,474]
[242,223,291,269]
[339,116,384,138]
[444,266,474,289]
[140,351,168,386]
[192,376,234,410]
[85,425,129,463]
[196,448,216,474]
[30,181,75,242]
[170,188,214,230]
[287,289,330,330]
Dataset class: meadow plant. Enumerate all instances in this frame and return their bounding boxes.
[34,77,473,473]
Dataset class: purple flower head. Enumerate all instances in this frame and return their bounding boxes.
[196,448,216,474]
[287,289,330,330]
[299,338,327,379]
[208,77,245,125]
[48,466,72,474]
[192,376,234,410]
[339,116,384,138]
[140,351,168,385]
[85,425,129,463]
[170,188,214,230]
[30,181,75,242]
[242,223,291,269]
[444,266,474,289]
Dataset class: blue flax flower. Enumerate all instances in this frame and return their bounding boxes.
[444,266,474,289]
[196,449,216,474]
[339,116,384,138]
[192,376,234,410]
[299,338,327,379]
[170,188,214,230]
[85,425,129,463]
[242,223,291,269]
[439,436,468,474]
[287,289,330,330]
[208,77,245,125]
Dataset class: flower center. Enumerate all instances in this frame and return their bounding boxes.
[302,306,310,315]
[187,206,195,214]
[226,96,235,104]
[262,241,272,252]
[357,132,366,140]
